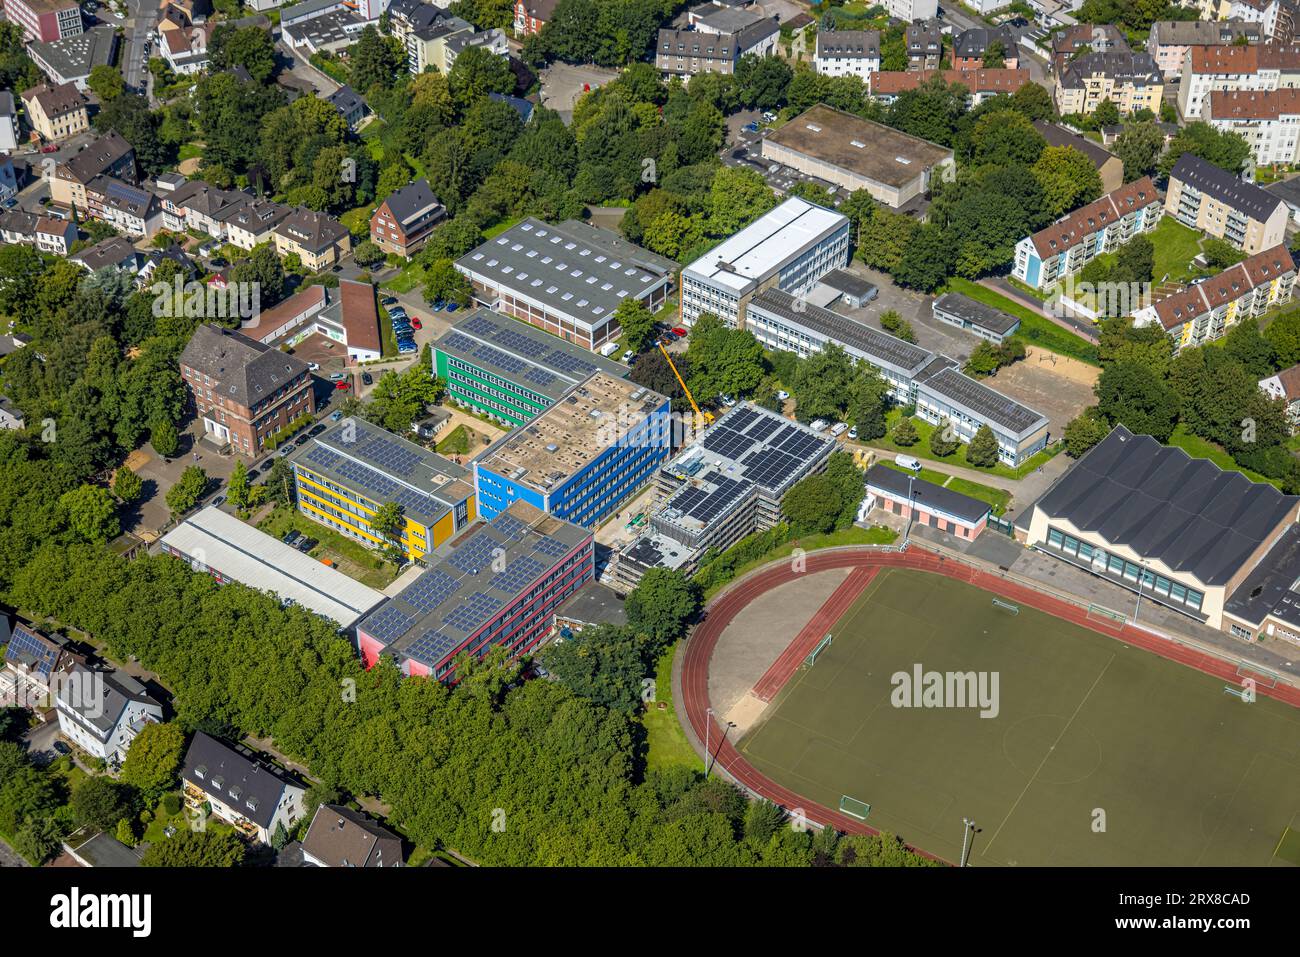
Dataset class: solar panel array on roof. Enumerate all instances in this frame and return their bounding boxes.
[450,534,498,573]
[407,629,459,665]
[443,591,502,632]
[533,535,571,558]
[365,605,418,648]
[3,625,60,680]
[400,569,461,612]
[673,471,750,524]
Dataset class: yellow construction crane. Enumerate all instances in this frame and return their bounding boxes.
[658,340,714,430]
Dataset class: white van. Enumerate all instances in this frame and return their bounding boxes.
[830,422,848,437]
[809,419,829,432]
[598,341,619,357]
[895,455,922,472]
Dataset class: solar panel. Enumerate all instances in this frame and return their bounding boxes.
[491,555,545,594]
[532,535,571,558]
[492,512,527,540]
[744,416,781,442]
[523,366,557,389]
[463,314,498,337]
[450,533,499,573]
[363,605,417,646]
[399,569,462,613]
[442,331,479,353]
[3,625,58,679]
[442,590,502,633]
[406,629,460,666]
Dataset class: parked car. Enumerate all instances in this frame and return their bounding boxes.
[307,362,320,371]
[430,300,445,311]
[381,296,398,306]
[330,410,344,421]
[279,444,295,456]
[328,371,347,381]
[810,419,829,432]
[721,394,737,407]
[53,741,70,755]
[445,302,459,313]
[398,344,418,354]
[335,381,350,390]
[361,371,374,385]
[830,422,848,437]
[283,530,302,547]
[247,469,261,483]
[622,349,635,363]
[387,307,407,318]
[296,538,317,553]
[295,435,311,447]
[309,424,326,436]
[410,317,422,330]
[776,390,790,401]
[742,122,759,133]
[847,426,859,440]
[40,144,58,154]
[672,326,688,338]
[212,495,226,507]
[662,330,678,342]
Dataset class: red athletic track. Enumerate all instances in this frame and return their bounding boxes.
[752,567,877,702]
[681,546,1300,855]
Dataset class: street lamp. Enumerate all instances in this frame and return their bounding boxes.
[960,818,976,867]
[704,707,713,779]
[1133,559,1150,625]
[904,479,923,545]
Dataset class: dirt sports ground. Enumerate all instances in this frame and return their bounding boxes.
[681,548,1300,867]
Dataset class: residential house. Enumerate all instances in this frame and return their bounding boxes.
[182,732,306,845]
[1146,18,1262,77]
[1055,51,1164,116]
[870,68,1029,106]
[906,19,945,72]
[223,198,292,250]
[157,20,215,74]
[1204,88,1300,166]
[1033,120,1126,192]
[48,130,136,211]
[274,207,352,269]
[513,0,558,37]
[179,324,316,456]
[1178,41,1300,120]
[1189,0,1287,40]
[1132,244,1296,349]
[1,623,79,714]
[328,85,368,129]
[1259,362,1300,428]
[300,805,403,867]
[656,16,779,76]
[84,175,161,238]
[1050,23,1130,73]
[882,0,937,19]
[1165,152,1289,253]
[0,397,24,432]
[19,81,87,141]
[369,178,445,258]
[1013,176,1163,290]
[70,236,142,275]
[0,209,78,253]
[814,30,880,79]
[951,25,1018,70]
[55,663,162,769]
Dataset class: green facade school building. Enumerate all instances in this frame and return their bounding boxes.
[432,309,628,428]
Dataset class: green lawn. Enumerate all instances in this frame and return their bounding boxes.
[435,424,472,455]
[740,566,1300,865]
[874,407,1064,480]
[1167,424,1281,488]
[1147,217,1207,284]
[701,524,898,600]
[942,278,1101,366]
[256,505,402,588]
[385,261,426,295]
[641,643,699,773]
[178,142,203,162]
[483,216,522,240]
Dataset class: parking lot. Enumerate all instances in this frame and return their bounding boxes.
[539,62,621,123]
[721,118,847,203]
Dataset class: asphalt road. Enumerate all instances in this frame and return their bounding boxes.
[121,0,155,97]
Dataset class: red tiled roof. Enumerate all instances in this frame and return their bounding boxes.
[1150,245,1295,330]
[1028,176,1161,259]
[338,279,381,355]
[1205,87,1300,120]
[870,68,1029,95]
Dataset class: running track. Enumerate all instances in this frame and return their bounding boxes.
[680,546,1300,855]
[752,567,876,702]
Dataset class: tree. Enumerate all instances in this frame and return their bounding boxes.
[540,624,650,713]
[141,828,246,867]
[226,460,250,511]
[1202,237,1245,270]
[370,500,405,547]
[59,485,120,544]
[112,467,144,503]
[120,723,187,804]
[1111,234,1155,284]
[894,223,954,292]
[1063,406,1111,457]
[71,776,139,831]
[1159,121,1252,178]
[87,65,125,102]
[422,259,472,306]
[1112,120,1166,182]
[892,417,919,446]
[353,240,385,269]
[1032,146,1104,217]
[625,569,700,649]
[210,24,277,84]
[1264,309,1300,366]
[1095,361,1180,441]
[614,298,657,353]
[968,110,1046,167]
[929,419,960,457]
[879,310,917,343]
[151,420,179,458]
[1223,318,1276,378]
[165,466,208,517]
[447,44,515,107]
[1093,98,1121,129]
[1009,81,1055,122]
[349,26,404,94]
[982,40,1006,69]
[735,53,792,110]
[966,424,1000,467]
[855,401,887,442]
[115,818,137,847]
[782,472,842,534]
[792,344,856,422]
[709,166,778,236]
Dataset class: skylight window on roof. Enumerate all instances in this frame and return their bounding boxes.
[511,243,523,251]
[487,259,498,267]
[535,229,547,237]
[501,266,513,274]
[520,223,534,232]
[556,262,567,270]
[531,279,543,286]
[472,253,484,260]
[601,282,613,290]
[807,123,822,132]
[580,248,590,256]
[595,255,606,263]
[549,235,562,244]
[610,261,621,269]
[562,292,573,300]
[564,242,576,250]
[546,285,558,293]
[517,272,528,280]
[617,289,629,297]
[577,299,588,307]
[586,275,597,284]
[527,249,537,257]
[624,268,636,276]
[496,237,508,245]
[593,306,605,315]
[541,256,552,264]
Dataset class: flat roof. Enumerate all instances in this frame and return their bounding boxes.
[748,288,932,378]
[1028,425,1300,586]
[159,506,385,627]
[357,500,590,668]
[682,197,848,296]
[434,308,627,403]
[932,291,1021,336]
[28,25,116,80]
[818,268,876,299]
[475,371,668,495]
[867,464,991,524]
[1222,523,1300,628]
[290,418,474,529]
[455,218,677,336]
[555,581,627,627]
[916,364,1048,436]
[764,104,953,189]
[655,403,835,539]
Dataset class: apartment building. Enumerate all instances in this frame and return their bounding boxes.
[179,324,316,457]
[182,733,306,845]
[473,372,672,527]
[1178,42,1300,119]
[274,207,353,269]
[1190,0,1286,40]
[19,81,87,140]
[56,664,162,769]
[906,19,945,71]
[870,68,1030,106]
[813,29,880,79]
[84,176,161,238]
[1013,176,1164,290]
[1204,88,1300,165]
[745,289,1049,466]
[680,196,849,328]
[27,24,117,90]
[1054,50,1164,116]
[223,198,292,250]
[289,418,477,564]
[1132,245,1296,349]
[1146,18,1262,77]
[0,210,77,254]
[1050,23,1129,73]
[1033,120,1126,192]
[951,25,1018,70]
[1259,362,1300,428]
[513,0,558,37]
[369,178,445,257]
[882,0,936,20]
[454,218,677,351]
[1166,153,1288,253]
[4,0,82,43]
[355,500,592,682]
[48,130,136,210]
[655,16,778,76]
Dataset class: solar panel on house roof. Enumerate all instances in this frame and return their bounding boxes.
[450,534,499,573]
[3,626,58,679]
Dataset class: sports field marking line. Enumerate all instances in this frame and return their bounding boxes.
[1193,751,1274,867]
[983,653,1115,859]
